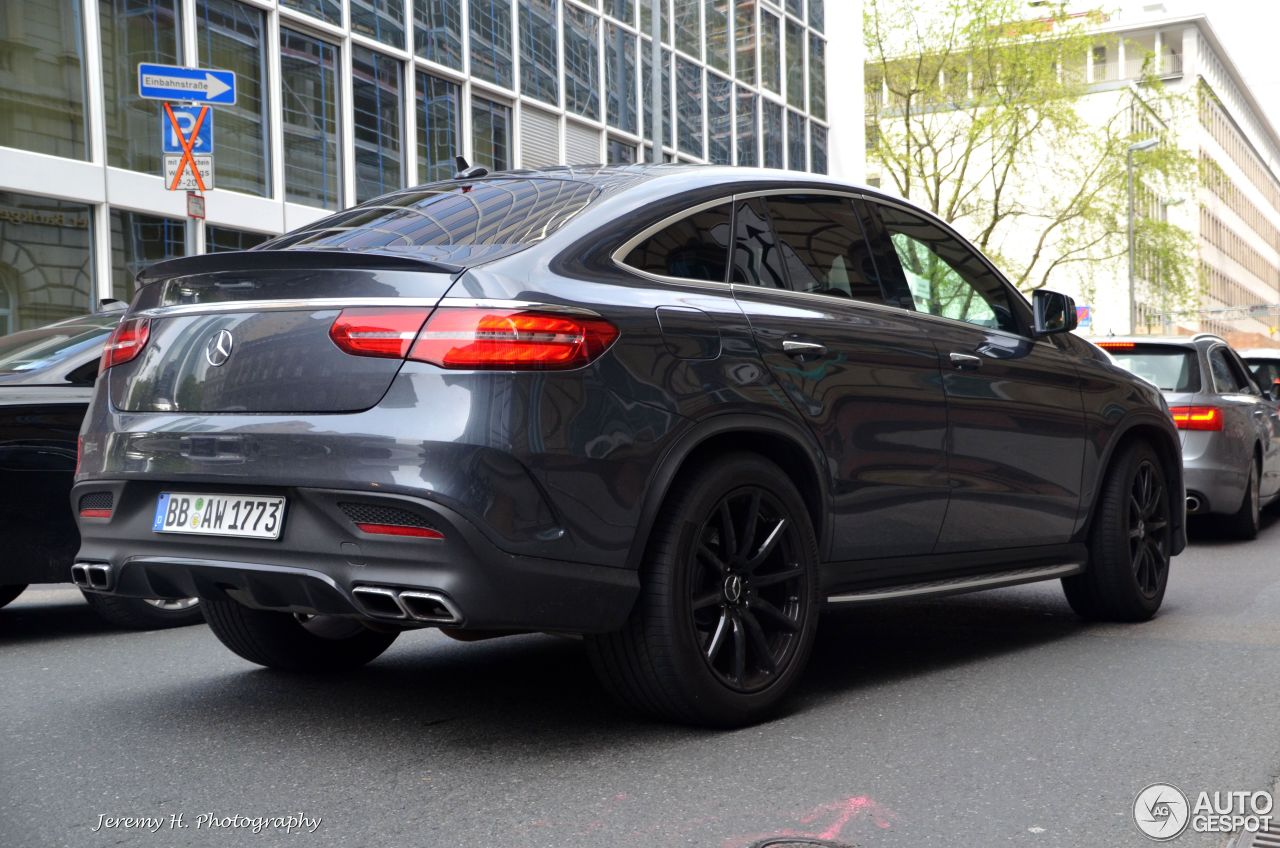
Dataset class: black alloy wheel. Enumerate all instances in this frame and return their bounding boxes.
[585,452,820,727]
[1129,458,1170,599]
[1062,441,1171,622]
[689,487,807,693]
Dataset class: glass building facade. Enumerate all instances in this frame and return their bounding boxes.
[0,0,837,333]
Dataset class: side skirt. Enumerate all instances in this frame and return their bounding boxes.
[825,562,1084,605]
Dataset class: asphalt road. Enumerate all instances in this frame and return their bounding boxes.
[4,515,1279,848]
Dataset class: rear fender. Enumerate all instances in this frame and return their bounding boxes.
[625,413,832,571]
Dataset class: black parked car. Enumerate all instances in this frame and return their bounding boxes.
[0,310,202,628]
[74,166,1185,725]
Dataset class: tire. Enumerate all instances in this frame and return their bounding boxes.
[0,584,27,609]
[1063,442,1172,622]
[585,452,820,727]
[1216,459,1260,541]
[81,591,205,630]
[201,596,398,672]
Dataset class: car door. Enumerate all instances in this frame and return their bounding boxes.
[1211,345,1280,499]
[730,192,950,560]
[865,199,1087,552]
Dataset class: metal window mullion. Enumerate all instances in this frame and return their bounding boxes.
[267,8,287,224]
[180,0,205,254]
[460,0,473,162]
[81,0,113,300]
[556,0,568,165]
[755,0,763,165]
[340,4,356,207]
[404,0,419,185]
[595,2,605,163]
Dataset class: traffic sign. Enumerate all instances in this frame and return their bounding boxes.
[1075,304,1093,329]
[162,103,210,191]
[164,156,214,191]
[186,192,206,220]
[162,106,213,154]
[138,63,236,105]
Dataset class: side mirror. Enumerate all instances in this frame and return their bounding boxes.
[1033,290,1078,336]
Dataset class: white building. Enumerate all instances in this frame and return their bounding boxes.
[865,4,1280,344]
[0,0,863,335]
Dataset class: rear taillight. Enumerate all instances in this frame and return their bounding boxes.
[408,308,619,370]
[1169,406,1223,431]
[329,308,432,358]
[329,307,618,370]
[1096,342,1136,351]
[99,317,151,373]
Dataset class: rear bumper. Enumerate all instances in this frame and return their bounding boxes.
[1183,459,1248,516]
[71,480,638,633]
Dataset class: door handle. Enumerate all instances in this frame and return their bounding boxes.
[783,339,827,358]
[949,352,982,371]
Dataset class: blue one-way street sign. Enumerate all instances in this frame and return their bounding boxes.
[138,63,236,105]
[161,106,213,154]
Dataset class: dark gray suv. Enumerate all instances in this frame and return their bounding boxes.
[74,166,1185,725]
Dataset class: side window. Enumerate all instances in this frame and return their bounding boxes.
[765,195,885,303]
[623,203,734,282]
[1208,347,1245,393]
[730,197,787,288]
[1251,361,1280,390]
[874,204,1020,333]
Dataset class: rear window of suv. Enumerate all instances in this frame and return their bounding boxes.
[1104,344,1201,393]
[259,178,599,261]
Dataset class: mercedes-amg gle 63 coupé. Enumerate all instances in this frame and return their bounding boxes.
[73,166,1185,726]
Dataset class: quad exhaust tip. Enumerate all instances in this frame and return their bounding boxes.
[71,562,112,591]
[351,585,461,625]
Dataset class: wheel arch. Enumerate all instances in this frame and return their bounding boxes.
[1084,417,1186,555]
[625,414,830,572]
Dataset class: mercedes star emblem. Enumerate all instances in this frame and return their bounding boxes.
[205,329,234,367]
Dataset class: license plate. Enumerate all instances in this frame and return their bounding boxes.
[153,493,286,540]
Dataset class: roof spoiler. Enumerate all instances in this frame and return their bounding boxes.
[136,249,463,286]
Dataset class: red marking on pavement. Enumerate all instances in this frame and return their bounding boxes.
[722,795,897,848]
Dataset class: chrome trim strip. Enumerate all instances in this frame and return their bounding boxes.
[826,563,1083,604]
[730,282,910,318]
[434,298,602,317]
[134,297,445,318]
[136,297,605,320]
[610,196,734,271]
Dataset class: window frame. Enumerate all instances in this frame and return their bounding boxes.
[613,196,737,286]
[1208,344,1258,395]
[862,196,1037,340]
[611,187,895,309]
[756,192,887,304]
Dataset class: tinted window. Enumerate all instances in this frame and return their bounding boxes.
[1106,345,1200,393]
[765,196,883,303]
[876,204,1019,333]
[624,204,733,282]
[261,179,598,258]
[731,197,787,288]
[1247,358,1280,390]
[1209,347,1248,394]
[0,316,117,377]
